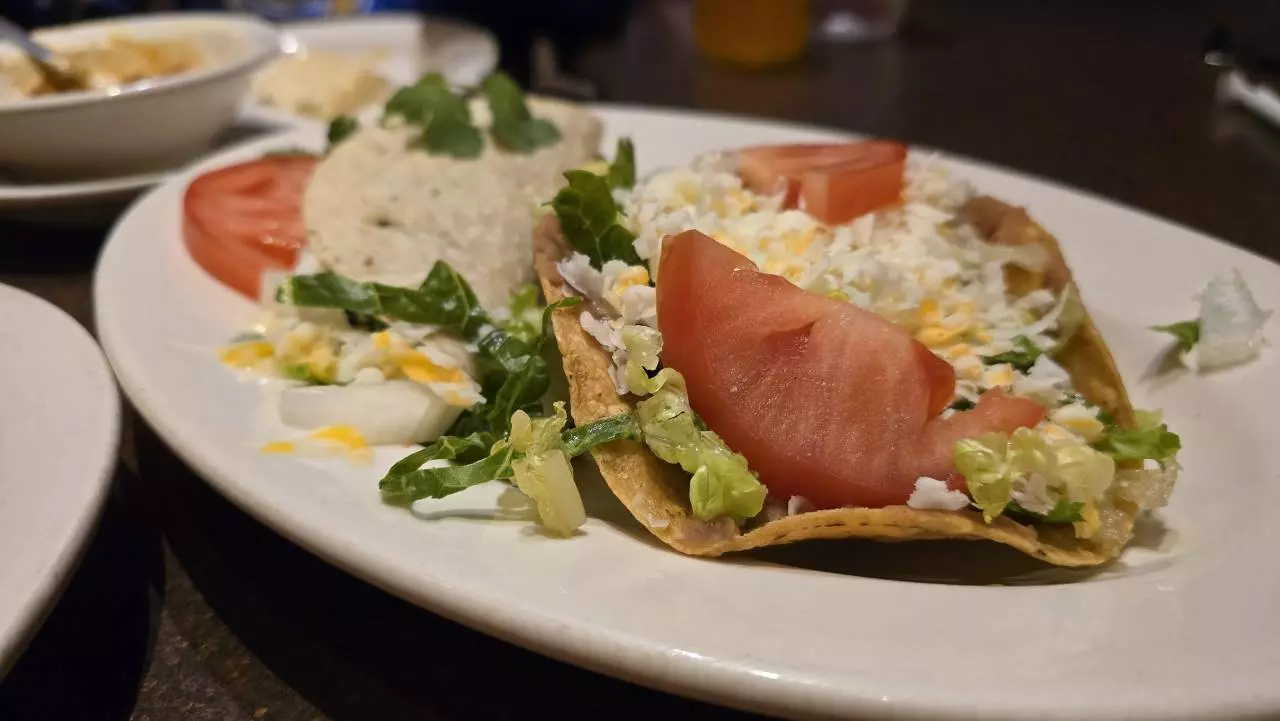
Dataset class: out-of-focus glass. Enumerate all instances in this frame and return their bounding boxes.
[693,0,810,69]
[223,0,417,21]
[816,0,909,43]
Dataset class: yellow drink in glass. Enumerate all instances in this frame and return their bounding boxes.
[694,0,811,69]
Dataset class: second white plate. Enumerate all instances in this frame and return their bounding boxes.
[0,284,119,675]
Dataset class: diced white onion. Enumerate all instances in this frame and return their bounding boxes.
[1196,269,1271,371]
[279,380,461,445]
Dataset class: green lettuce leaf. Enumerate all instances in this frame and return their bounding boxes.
[384,431,496,479]
[285,261,488,339]
[458,297,581,436]
[606,137,636,190]
[481,72,561,153]
[550,170,644,268]
[1150,320,1200,353]
[620,325,683,396]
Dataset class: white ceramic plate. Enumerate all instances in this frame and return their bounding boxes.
[94,107,1280,720]
[0,284,119,675]
[247,13,498,127]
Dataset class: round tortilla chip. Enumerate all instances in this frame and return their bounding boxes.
[533,198,1139,567]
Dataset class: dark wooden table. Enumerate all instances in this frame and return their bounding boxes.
[1,1,1277,719]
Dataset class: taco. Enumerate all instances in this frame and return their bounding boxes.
[529,142,1181,566]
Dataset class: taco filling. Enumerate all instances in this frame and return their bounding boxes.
[386,139,1182,565]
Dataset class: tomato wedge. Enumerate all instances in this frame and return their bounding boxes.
[737,141,907,225]
[657,230,1045,509]
[183,155,317,299]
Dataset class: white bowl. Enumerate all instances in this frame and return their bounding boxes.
[0,13,279,181]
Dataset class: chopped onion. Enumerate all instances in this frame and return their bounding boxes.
[279,380,462,445]
[906,476,970,511]
[1196,269,1271,371]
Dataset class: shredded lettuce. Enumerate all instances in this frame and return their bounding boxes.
[954,428,1116,526]
[379,410,640,509]
[635,380,765,523]
[508,403,584,536]
[953,435,1014,522]
[562,413,641,457]
[620,325,683,396]
[981,335,1043,372]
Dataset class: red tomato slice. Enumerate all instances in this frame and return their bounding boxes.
[737,141,906,225]
[183,155,317,299]
[657,230,1045,509]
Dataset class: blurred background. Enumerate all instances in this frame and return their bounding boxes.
[5,0,1277,97]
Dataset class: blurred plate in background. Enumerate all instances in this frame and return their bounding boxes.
[246,13,498,126]
[0,283,119,676]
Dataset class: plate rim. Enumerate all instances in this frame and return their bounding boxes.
[0,284,120,676]
[92,106,1280,720]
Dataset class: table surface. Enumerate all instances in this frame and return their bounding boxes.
[2,1,1277,719]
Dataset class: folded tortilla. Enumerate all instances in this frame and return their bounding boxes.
[533,197,1138,566]
[306,98,602,309]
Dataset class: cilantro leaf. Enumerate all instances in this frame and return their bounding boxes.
[480,72,561,153]
[550,170,644,268]
[1150,320,1200,353]
[385,72,483,158]
[327,115,359,148]
[981,335,1043,372]
[607,138,636,190]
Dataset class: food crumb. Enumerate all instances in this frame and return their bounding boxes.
[253,708,268,719]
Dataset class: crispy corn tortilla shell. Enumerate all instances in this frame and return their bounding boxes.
[533,197,1138,567]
